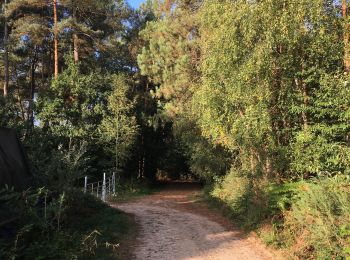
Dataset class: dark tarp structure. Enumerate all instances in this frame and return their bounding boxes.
[0,128,31,191]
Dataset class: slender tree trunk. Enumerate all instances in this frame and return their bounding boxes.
[72,6,79,63]
[265,155,272,178]
[115,114,119,172]
[138,160,141,179]
[25,52,37,139]
[301,81,308,128]
[142,156,145,179]
[343,0,350,72]
[344,1,350,146]
[115,137,118,171]
[141,83,149,179]
[3,0,9,97]
[294,55,308,129]
[53,0,58,79]
[249,148,256,174]
[294,77,309,129]
[15,66,25,120]
[73,33,79,63]
[29,57,36,124]
[140,132,145,179]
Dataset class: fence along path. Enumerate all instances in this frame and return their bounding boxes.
[84,172,116,202]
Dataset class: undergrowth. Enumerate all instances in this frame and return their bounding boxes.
[207,172,350,259]
[282,176,350,259]
[0,187,133,259]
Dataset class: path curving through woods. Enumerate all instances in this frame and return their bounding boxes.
[113,182,276,260]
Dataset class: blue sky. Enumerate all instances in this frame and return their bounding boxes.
[127,0,144,9]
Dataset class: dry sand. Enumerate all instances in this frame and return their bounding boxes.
[114,183,277,260]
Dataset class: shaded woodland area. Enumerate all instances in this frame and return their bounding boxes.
[1,0,350,259]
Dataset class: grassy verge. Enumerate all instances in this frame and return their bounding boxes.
[0,188,136,259]
[64,190,136,259]
[108,180,154,203]
[202,175,350,259]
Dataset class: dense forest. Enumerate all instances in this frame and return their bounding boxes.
[1,0,350,259]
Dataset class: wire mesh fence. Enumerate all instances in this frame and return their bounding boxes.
[84,172,116,202]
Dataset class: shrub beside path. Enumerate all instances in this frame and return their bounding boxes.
[113,183,280,260]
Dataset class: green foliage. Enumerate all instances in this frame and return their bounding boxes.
[37,58,110,139]
[196,0,343,181]
[99,74,138,169]
[209,169,350,258]
[137,0,200,116]
[282,176,350,259]
[291,72,350,176]
[174,116,231,181]
[267,182,301,215]
[211,169,251,218]
[0,187,76,259]
[210,168,277,229]
[0,187,132,259]
[35,57,138,175]
[209,173,350,259]
[27,132,90,189]
[0,96,23,129]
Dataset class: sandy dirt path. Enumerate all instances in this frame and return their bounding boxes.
[113,183,276,260]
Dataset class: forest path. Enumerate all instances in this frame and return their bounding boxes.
[113,182,276,260]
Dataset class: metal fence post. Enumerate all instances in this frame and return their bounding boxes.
[112,172,116,195]
[102,172,106,202]
[84,176,87,193]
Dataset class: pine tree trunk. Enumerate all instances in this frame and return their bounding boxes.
[3,0,9,97]
[53,0,58,79]
[343,0,350,72]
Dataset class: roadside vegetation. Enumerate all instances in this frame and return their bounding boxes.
[0,188,133,259]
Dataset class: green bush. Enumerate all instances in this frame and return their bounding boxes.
[209,173,350,258]
[210,168,269,229]
[282,176,350,259]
